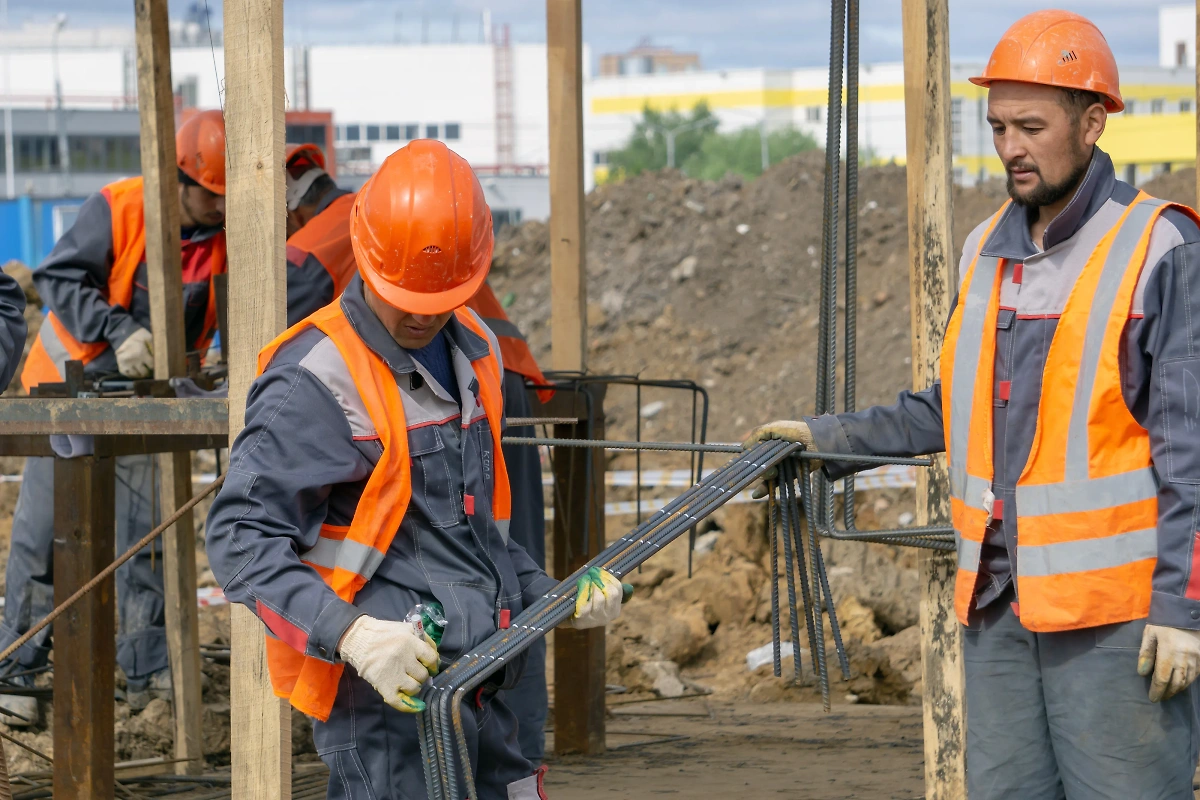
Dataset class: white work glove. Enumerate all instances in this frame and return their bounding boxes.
[742,420,819,498]
[565,568,629,630]
[114,327,154,379]
[1138,624,1200,702]
[337,615,440,712]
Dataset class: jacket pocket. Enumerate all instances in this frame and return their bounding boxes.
[1159,357,1200,484]
[408,425,460,528]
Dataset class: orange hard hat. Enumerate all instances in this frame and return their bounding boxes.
[970,10,1123,112]
[286,143,326,173]
[350,140,493,315]
[176,109,226,194]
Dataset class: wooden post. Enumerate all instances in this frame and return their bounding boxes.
[53,455,116,800]
[133,0,204,774]
[551,387,607,755]
[224,0,291,796]
[546,0,586,372]
[901,1,967,798]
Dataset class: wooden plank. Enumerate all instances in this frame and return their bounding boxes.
[0,397,228,435]
[224,0,291,795]
[52,455,116,800]
[901,1,967,797]
[546,0,587,372]
[133,0,204,774]
[551,386,607,755]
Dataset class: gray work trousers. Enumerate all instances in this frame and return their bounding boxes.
[0,456,167,680]
[965,596,1200,800]
[498,371,549,765]
[314,668,543,800]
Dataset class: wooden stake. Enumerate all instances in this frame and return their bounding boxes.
[133,0,205,775]
[901,0,967,797]
[546,0,586,372]
[224,0,291,796]
[52,456,116,800]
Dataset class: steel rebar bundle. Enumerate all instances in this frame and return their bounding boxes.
[416,441,880,799]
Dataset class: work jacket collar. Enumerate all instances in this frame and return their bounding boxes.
[339,274,493,374]
[980,146,1116,261]
[314,187,350,217]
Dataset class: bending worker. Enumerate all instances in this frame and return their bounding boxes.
[747,11,1200,798]
[0,272,27,392]
[205,140,625,799]
[284,143,357,324]
[0,109,228,722]
[466,283,553,765]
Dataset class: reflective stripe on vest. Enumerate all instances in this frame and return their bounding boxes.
[256,301,511,721]
[941,194,1197,631]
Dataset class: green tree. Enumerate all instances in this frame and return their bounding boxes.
[604,103,819,182]
[682,125,819,181]
[606,103,720,177]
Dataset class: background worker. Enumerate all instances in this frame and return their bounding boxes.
[0,109,228,723]
[284,143,357,324]
[747,11,1200,799]
[205,140,625,800]
[466,283,553,764]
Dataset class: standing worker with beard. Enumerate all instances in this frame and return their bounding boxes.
[0,110,228,723]
[745,11,1200,798]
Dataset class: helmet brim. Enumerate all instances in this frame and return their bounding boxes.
[968,76,1124,113]
[357,254,492,316]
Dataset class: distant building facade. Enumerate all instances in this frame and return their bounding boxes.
[599,39,701,77]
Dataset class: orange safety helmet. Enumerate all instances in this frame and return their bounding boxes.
[970,10,1123,112]
[286,143,326,173]
[350,140,493,315]
[176,109,227,195]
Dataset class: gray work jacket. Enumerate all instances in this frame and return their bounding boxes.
[809,148,1200,630]
[205,274,555,672]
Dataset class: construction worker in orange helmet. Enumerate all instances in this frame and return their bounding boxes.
[0,110,230,725]
[746,10,1200,799]
[283,143,359,324]
[205,140,624,799]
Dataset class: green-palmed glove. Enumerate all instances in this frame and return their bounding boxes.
[338,615,440,713]
[566,568,632,629]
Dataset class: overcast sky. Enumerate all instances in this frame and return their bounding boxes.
[1,1,1170,70]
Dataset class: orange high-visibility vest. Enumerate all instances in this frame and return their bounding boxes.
[286,193,356,299]
[941,193,1200,632]
[257,301,511,721]
[466,283,554,403]
[20,176,227,392]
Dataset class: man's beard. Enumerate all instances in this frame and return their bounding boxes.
[1006,146,1091,209]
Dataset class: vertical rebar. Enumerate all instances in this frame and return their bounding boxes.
[768,484,782,678]
[843,0,860,530]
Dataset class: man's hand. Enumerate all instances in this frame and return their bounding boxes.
[566,568,629,630]
[742,420,818,498]
[1137,623,1200,702]
[338,615,440,712]
[115,327,154,379]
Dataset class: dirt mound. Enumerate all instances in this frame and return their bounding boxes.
[1141,167,1196,206]
[492,154,1010,452]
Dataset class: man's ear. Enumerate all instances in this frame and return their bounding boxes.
[1082,104,1107,147]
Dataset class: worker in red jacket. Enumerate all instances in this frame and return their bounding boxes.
[0,110,228,724]
[285,144,357,324]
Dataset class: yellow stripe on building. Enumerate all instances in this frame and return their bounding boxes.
[591,82,1195,116]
